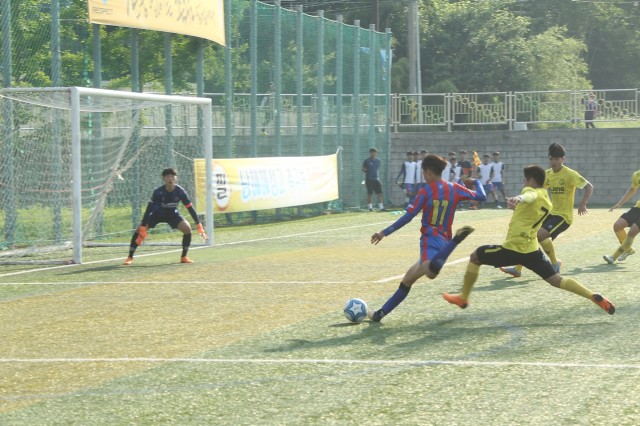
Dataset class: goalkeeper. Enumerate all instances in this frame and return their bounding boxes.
[123,168,208,265]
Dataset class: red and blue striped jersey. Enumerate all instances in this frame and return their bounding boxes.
[383,179,486,240]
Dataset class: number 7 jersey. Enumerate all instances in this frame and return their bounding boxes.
[503,187,551,254]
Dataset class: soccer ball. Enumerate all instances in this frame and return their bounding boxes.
[343,298,368,323]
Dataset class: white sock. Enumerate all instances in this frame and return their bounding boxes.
[368,203,373,209]
[378,203,384,209]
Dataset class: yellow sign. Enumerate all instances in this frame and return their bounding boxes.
[88,0,225,46]
[193,154,340,213]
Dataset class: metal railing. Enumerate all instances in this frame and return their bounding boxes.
[392,89,640,131]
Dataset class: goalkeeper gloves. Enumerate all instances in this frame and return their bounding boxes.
[135,225,148,246]
[196,223,209,240]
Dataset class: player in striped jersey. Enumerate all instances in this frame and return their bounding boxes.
[367,154,487,322]
[123,168,208,265]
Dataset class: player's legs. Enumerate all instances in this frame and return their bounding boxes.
[124,217,160,264]
[365,180,374,210]
[443,244,519,307]
[177,220,193,262]
[374,181,384,210]
[605,209,640,263]
[370,227,475,322]
[545,273,615,315]
[606,223,640,263]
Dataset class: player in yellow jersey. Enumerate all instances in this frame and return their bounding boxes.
[501,143,593,277]
[443,165,614,315]
[603,170,640,264]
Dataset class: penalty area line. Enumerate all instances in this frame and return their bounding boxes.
[0,357,638,370]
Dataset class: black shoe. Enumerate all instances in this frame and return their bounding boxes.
[453,225,475,243]
[370,309,385,322]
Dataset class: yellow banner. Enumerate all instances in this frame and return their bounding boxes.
[193,154,339,213]
[88,0,225,46]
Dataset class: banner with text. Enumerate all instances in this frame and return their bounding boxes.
[88,0,225,46]
[193,154,339,213]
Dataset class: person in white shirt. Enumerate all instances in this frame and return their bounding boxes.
[491,151,507,208]
[396,151,418,208]
[477,154,500,208]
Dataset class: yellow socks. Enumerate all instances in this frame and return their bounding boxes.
[615,229,627,244]
[559,277,592,300]
[461,262,481,300]
[614,235,635,260]
[540,238,557,264]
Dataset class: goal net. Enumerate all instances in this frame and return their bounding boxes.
[0,87,213,265]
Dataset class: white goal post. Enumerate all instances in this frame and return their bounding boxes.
[0,87,213,265]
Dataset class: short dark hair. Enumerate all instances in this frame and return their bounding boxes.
[422,154,447,176]
[524,165,546,187]
[369,147,378,153]
[483,154,490,158]
[492,151,500,156]
[459,150,467,154]
[406,151,413,155]
[420,149,428,154]
[162,168,177,177]
[548,143,565,158]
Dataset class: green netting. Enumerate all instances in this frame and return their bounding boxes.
[1,0,392,223]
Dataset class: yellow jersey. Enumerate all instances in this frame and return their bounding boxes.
[544,166,588,225]
[503,187,552,254]
[632,171,640,208]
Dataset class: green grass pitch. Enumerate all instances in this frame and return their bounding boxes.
[0,208,638,424]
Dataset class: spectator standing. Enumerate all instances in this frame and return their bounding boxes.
[362,148,385,211]
[582,93,599,129]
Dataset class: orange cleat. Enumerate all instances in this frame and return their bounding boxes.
[592,293,615,315]
[442,293,468,309]
[180,256,193,264]
[123,257,133,265]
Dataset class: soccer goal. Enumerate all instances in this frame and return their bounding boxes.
[0,87,213,265]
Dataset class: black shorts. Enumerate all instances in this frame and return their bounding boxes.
[147,211,186,229]
[620,207,640,228]
[476,244,557,280]
[366,179,383,195]
[541,214,570,240]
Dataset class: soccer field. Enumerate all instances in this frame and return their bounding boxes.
[0,208,638,425]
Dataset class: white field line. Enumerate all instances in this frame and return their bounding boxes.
[0,357,637,370]
[0,220,398,279]
[0,215,481,280]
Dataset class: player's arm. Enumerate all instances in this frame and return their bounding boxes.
[371,192,423,244]
[507,189,537,209]
[182,195,209,240]
[577,181,593,215]
[396,164,406,184]
[460,179,486,202]
[609,186,638,211]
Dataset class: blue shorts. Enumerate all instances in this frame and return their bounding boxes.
[493,182,504,192]
[419,234,447,263]
[482,183,494,193]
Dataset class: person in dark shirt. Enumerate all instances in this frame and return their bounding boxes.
[123,168,208,265]
[362,147,385,211]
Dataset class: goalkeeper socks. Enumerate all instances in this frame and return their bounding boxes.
[559,277,592,300]
[379,283,411,316]
[540,238,557,264]
[428,238,460,276]
[615,229,627,244]
[181,234,192,257]
[128,234,139,257]
[461,262,480,300]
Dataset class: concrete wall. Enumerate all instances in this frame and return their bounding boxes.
[388,128,640,207]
